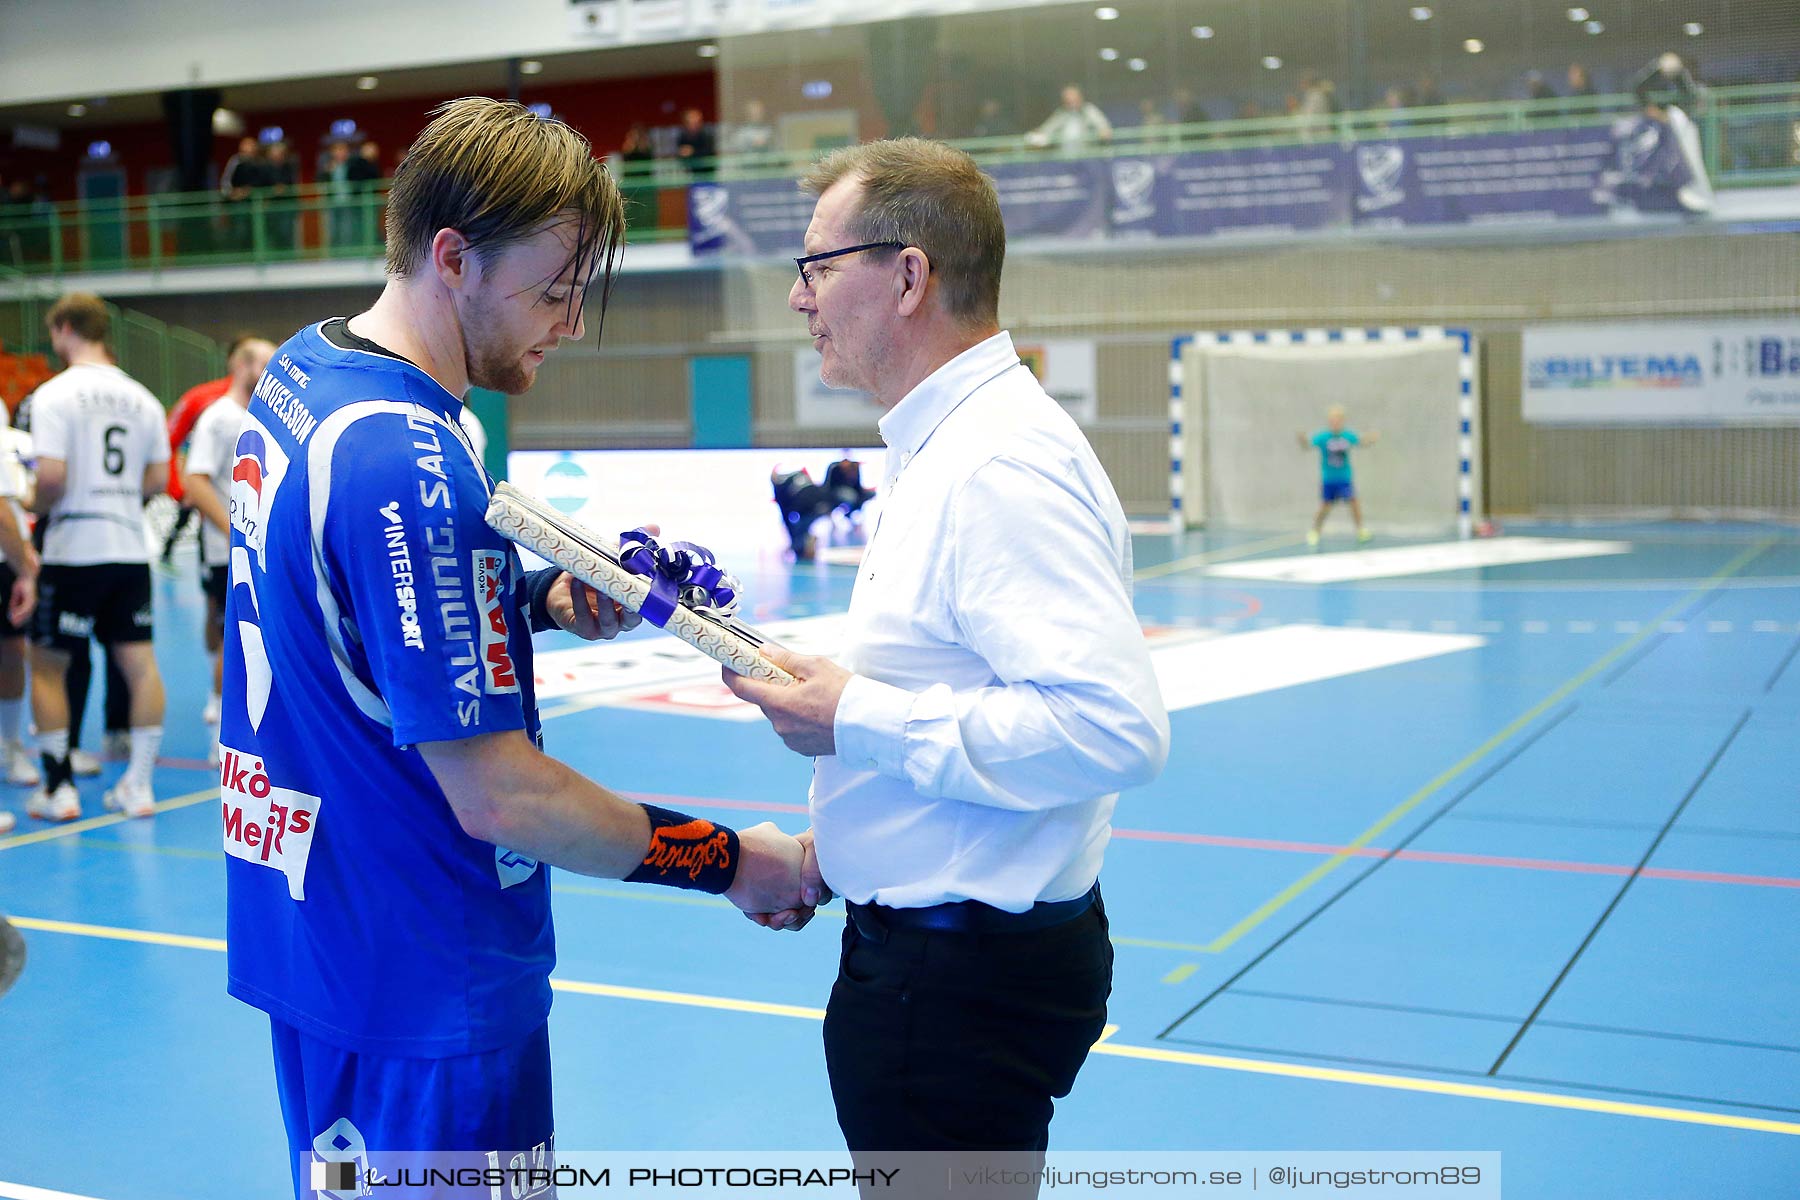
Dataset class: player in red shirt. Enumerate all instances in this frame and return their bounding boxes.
[160,338,254,562]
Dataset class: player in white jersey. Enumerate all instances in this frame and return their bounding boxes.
[0,422,40,834]
[458,402,488,466]
[26,293,171,822]
[180,336,274,765]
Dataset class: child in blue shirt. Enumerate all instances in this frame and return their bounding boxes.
[1298,405,1379,545]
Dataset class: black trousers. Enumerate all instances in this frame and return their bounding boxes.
[822,891,1112,1191]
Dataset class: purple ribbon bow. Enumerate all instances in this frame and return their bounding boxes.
[617,528,739,628]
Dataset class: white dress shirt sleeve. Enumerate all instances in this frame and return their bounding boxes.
[834,453,1170,811]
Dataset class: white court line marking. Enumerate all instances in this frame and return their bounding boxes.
[1753,620,1787,633]
[1616,620,1640,634]
[1150,626,1483,713]
[0,1182,111,1200]
[1523,621,1550,634]
[1708,621,1734,634]
[1567,621,1597,634]
[1205,537,1632,584]
[1431,620,1459,633]
[1661,621,1687,634]
[547,623,1484,722]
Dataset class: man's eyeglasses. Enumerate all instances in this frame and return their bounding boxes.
[794,241,906,288]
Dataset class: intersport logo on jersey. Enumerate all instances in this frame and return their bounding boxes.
[220,745,321,901]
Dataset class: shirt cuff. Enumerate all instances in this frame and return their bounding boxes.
[834,673,914,778]
[522,567,565,633]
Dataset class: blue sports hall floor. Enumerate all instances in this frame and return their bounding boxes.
[2,519,1797,1198]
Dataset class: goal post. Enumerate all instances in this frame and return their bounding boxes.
[1169,327,1480,538]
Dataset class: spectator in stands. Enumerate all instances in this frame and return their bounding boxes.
[1526,71,1557,102]
[357,139,383,177]
[620,124,654,165]
[1172,87,1209,131]
[1414,74,1445,107]
[324,139,360,252]
[676,108,717,179]
[219,136,265,251]
[1025,85,1112,153]
[349,140,383,246]
[725,99,774,157]
[617,124,657,229]
[1632,52,1704,111]
[1296,72,1337,139]
[1567,64,1596,102]
[261,140,298,254]
[970,97,1012,139]
[1,176,52,266]
[1136,99,1177,148]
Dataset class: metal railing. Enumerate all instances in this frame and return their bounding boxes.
[1,82,1794,279]
[0,262,225,408]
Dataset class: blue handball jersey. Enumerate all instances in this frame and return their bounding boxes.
[222,320,553,1057]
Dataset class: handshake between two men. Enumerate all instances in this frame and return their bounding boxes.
[530,571,841,930]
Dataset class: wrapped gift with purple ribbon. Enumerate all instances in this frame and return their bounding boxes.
[484,482,793,684]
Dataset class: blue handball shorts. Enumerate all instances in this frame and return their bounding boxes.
[270,1018,556,1200]
[1321,480,1355,503]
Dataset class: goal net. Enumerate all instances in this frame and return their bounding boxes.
[1172,328,1479,537]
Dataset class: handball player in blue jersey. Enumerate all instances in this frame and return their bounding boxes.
[1298,405,1379,545]
[219,98,809,1198]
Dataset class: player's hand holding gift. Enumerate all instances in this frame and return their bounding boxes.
[486,482,832,928]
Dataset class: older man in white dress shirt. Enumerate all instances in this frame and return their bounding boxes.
[727,138,1168,1171]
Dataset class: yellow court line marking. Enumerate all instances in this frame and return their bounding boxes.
[1133,531,1309,582]
[9,916,227,953]
[549,976,827,1021]
[1087,1041,1800,1137]
[0,788,219,853]
[1162,963,1200,986]
[1199,538,1778,955]
[1115,934,1217,954]
[10,914,1797,1137]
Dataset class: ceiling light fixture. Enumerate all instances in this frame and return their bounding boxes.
[1464,38,1484,53]
[1095,6,1120,19]
[1262,55,1282,70]
[355,76,379,90]
[1099,47,1120,61]
[1192,25,1214,39]
[519,60,544,75]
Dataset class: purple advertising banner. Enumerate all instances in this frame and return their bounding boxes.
[1145,144,1351,238]
[1352,125,1619,226]
[689,178,812,257]
[985,159,1109,240]
[689,122,1711,253]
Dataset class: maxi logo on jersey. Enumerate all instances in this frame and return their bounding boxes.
[473,550,519,695]
[220,744,321,901]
